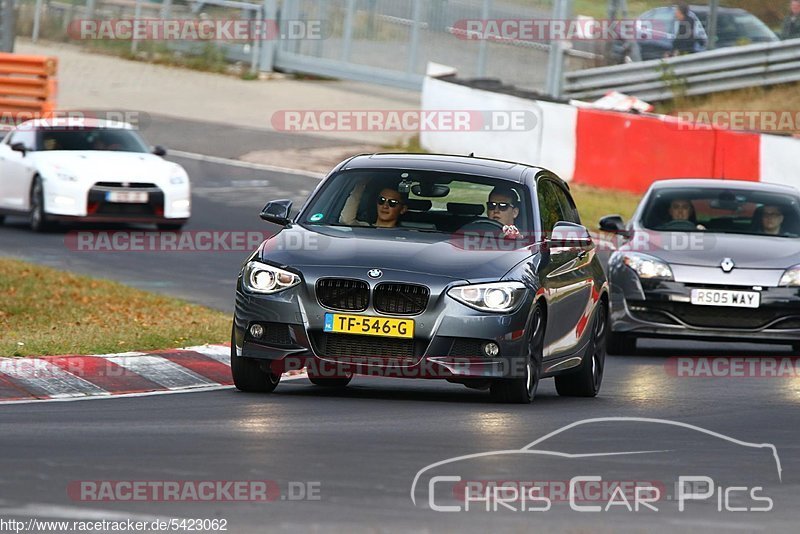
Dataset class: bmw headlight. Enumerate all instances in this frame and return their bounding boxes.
[242,261,300,294]
[621,252,673,280]
[779,265,800,287]
[447,281,527,313]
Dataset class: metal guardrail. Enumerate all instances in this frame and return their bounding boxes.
[564,38,800,102]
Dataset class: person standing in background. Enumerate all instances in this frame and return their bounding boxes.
[782,0,800,40]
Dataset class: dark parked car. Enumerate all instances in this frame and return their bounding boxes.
[602,179,800,354]
[634,5,778,61]
[231,154,609,403]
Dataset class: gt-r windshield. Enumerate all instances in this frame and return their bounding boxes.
[300,169,533,236]
[641,187,800,238]
[36,127,150,153]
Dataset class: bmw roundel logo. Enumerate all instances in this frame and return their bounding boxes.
[368,269,383,279]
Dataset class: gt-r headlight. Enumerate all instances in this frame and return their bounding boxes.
[170,173,188,185]
[779,265,800,287]
[55,170,78,182]
[447,281,527,313]
[621,252,673,280]
[242,261,300,294]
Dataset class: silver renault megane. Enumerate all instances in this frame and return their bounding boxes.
[231,154,609,403]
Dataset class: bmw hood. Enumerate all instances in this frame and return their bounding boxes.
[258,225,536,282]
[33,151,186,184]
[626,230,800,269]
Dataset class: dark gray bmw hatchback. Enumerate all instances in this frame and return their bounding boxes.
[231,154,608,403]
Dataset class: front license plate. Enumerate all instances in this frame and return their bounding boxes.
[106,191,148,203]
[323,313,414,339]
[690,289,760,309]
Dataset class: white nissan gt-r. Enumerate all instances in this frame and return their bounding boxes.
[0,118,191,232]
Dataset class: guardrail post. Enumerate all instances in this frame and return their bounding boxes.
[476,0,492,77]
[258,0,277,72]
[406,0,422,74]
[32,0,44,42]
[707,0,719,50]
[341,0,356,62]
[545,0,572,98]
[0,0,16,52]
[86,0,97,21]
[131,0,143,54]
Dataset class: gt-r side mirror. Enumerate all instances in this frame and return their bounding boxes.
[260,199,293,226]
[11,142,27,156]
[599,215,625,232]
[550,222,593,248]
[152,145,168,157]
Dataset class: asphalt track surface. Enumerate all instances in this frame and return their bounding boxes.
[1,116,799,532]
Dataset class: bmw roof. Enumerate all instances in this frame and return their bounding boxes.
[340,153,547,183]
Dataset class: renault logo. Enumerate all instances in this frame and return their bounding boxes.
[368,269,382,279]
[720,258,735,273]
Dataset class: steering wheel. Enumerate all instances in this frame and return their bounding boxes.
[459,218,505,232]
[660,219,698,231]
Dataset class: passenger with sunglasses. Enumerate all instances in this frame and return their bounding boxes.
[340,180,408,228]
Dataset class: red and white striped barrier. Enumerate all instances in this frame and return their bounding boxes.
[421,75,800,194]
[0,345,304,403]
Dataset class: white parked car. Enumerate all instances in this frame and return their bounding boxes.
[0,118,191,231]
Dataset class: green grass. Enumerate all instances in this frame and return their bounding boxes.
[570,183,641,228]
[0,258,230,357]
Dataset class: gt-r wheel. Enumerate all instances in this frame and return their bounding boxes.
[555,304,607,397]
[307,369,353,388]
[230,327,281,393]
[606,331,637,355]
[490,305,543,404]
[30,177,54,233]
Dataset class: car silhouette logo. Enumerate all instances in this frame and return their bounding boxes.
[720,258,735,273]
[368,269,382,279]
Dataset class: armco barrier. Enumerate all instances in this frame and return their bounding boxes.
[421,74,800,194]
[0,53,57,118]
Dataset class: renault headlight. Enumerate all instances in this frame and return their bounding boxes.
[242,261,300,294]
[621,252,674,280]
[447,281,527,313]
[779,265,800,287]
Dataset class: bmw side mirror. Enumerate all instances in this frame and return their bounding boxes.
[153,145,168,157]
[260,199,293,226]
[550,222,593,247]
[11,142,27,156]
[599,215,625,233]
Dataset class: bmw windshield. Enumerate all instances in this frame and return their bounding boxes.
[300,169,534,237]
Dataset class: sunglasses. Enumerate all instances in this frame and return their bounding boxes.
[378,196,403,208]
[486,202,514,212]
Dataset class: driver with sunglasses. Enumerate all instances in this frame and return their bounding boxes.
[487,186,522,238]
[340,180,408,228]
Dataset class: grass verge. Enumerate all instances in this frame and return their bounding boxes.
[0,258,230,357]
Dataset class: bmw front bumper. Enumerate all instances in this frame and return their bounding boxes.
[232,267,537,381]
